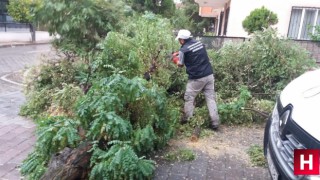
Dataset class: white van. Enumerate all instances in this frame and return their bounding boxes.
[264,69,320,180]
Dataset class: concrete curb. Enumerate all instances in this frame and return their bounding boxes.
[0,73,26,87]
[0,41,51,48]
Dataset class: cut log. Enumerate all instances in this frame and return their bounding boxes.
[243,108,269,118]
[190,126,201,142]
[40,142,92,180]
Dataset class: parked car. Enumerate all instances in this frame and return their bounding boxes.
[264,69,320,180]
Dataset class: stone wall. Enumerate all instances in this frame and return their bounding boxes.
[293,40,320,64]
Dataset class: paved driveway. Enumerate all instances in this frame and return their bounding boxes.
[0,44,51,179]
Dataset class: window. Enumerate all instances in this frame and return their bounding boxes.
[288,7,320,40]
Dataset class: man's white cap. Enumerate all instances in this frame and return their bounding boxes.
[175,29,192,40]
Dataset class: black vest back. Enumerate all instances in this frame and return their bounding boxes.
[180,39,213,79]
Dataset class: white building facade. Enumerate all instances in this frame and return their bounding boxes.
[195,0,320,39]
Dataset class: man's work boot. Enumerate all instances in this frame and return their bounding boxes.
[209,124,219,131]
[180,115,188,125]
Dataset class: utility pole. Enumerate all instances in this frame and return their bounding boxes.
[30,23,35,42]
[30,0,35,42]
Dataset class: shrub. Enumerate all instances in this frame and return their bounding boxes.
[208,28,317,124]
[21,60,83,118]
[242,6,278,34]
[21,74,179,179]
[210,28,317,100]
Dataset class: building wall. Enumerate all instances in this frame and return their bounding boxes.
[295,40,320,63]
[227,0,320,37]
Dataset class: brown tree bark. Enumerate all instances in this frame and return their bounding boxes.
[40,142,92,180]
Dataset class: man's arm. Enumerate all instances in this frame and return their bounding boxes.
[178,51,184,67]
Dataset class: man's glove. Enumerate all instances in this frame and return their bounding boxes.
[171,51,179,65]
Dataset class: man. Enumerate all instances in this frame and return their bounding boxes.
[175,29,219,131]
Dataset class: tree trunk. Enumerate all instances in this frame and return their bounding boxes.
[40,142,92,180]
[190,126,201,142]
[29,23,36,43]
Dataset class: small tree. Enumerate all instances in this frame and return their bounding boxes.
[172,0,211,36]
[242,6,278,34]
[6,0,39,23]
[130,0,175,18]
[35,0,127,54]
[7,0,41,41]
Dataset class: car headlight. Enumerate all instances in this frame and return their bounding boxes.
[271,103,279,131]
[279,109,290,133]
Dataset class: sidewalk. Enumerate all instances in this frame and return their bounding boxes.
[0,31,53,47]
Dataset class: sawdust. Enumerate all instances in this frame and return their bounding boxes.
[167,123,266,166]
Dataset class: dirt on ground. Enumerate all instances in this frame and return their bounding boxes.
[169,123,266,165]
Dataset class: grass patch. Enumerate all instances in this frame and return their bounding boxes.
[247,145,266,167]
[164,148,196,162]
[178,124,212,138]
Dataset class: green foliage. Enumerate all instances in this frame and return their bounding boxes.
[311,25,320,41]
[36,116,81,155]
[90,141,155,180]
[178,105,214,138]
[20,151,47,180]
[208,29,316,124]
[248,98,274,122]
[51,83,83,115]
[210,28,317,100]
[35,0,128,53]
[242,6,278,34]
[7,0,41,23]
[96,12,182,90]
[21,4,182,179]
[189,105,209,127]
[130,0,175,18]
[22,74,178,179]
[247,145,266,167]
[20,61,83,118]
[172,0,211,35]
[20,87,53,119]
[76,74,178,179]
[25,60,78,93]
[21,116,81,179]
[77,74,178,152]
[164,148,195,161]
[218,86,253,125]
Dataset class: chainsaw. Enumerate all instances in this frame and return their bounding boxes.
[171,51,179,65]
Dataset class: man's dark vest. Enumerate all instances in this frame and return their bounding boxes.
[180,39,213,79]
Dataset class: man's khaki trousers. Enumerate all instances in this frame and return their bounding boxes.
[184,74,219,126]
